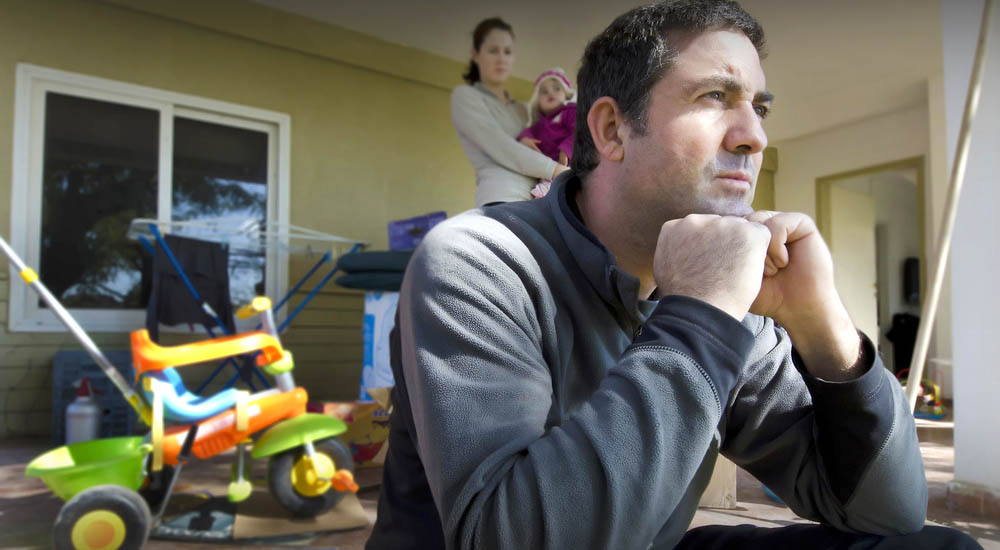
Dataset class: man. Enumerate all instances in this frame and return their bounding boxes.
[367,1,980,548]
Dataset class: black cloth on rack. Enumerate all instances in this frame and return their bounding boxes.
[334,250,413,292]
[145,234,236,343]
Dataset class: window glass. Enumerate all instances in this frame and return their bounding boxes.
[172,117,268,307]
[39,92,158,309]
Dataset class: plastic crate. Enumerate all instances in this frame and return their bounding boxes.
[52,350,137,446]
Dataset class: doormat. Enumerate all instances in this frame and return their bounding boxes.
[150,490,367,543]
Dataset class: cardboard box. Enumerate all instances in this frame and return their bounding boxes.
[309,387,393,468]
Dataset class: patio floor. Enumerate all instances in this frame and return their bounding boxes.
[1,415,996,549]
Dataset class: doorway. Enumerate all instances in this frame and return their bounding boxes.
[815,156,925,373]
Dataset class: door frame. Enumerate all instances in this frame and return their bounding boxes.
[815,155,926,298]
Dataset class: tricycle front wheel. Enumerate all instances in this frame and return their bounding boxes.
[267,437,353,518]
[53,484,151,550]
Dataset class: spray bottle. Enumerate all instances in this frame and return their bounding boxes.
[65,377,101,444]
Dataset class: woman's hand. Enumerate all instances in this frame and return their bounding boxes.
[558,151,569,166]
[519,137,542,153]
[551,163,570,180]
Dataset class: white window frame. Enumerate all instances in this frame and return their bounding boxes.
[9,63,291,332]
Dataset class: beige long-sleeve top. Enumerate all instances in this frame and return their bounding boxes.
[450,83,559,206]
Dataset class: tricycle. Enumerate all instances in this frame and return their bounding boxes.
[2,235,358,549]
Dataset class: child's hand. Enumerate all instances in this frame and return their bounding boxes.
[558,151,569,166]
[519,137,542,153]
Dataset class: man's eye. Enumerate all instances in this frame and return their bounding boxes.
[704,91,724,101]
[754,104,770,118]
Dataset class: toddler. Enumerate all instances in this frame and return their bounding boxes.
[518,68,576,198]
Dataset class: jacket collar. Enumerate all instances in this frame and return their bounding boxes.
[546,172,647,325]
[538,102,569,122]
[473,81,512,105]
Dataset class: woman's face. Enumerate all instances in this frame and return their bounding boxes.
[472,29,514,87]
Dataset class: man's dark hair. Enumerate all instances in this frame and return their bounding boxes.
[571,0,765,180]
[463,17,515,84]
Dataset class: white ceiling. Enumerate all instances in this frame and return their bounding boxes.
[253,0,943,142]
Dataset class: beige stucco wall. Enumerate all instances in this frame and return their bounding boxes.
[942,0,1000,491]
[0,0,534,438]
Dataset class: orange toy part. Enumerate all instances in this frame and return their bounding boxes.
[130,329,286,377]
[332,469,359,493]
[159,388,307,465]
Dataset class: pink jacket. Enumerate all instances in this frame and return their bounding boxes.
[517,103,576,163]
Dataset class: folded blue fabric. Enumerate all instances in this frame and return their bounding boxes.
[336,250,413,273]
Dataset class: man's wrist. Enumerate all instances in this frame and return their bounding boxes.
[786,304,863,381]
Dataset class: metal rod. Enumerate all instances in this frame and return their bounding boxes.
[278,243,362,334]
[907,0,995,411]
[268,249,331,321]
[0,235,153,425]
[154,425,199,523]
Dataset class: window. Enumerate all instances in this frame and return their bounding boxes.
[10,64,291,332]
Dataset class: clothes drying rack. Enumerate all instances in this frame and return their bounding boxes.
[127,217,366,393]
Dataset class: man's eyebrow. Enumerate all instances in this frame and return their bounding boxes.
[685,75,774,104]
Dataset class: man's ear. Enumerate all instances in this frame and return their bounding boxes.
[587,97,626,163]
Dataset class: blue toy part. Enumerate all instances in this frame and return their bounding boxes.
[762,484,784,505]
[140,368,240,423]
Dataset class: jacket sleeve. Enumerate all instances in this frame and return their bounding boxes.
[721,317,927,535]
[397,218,757,550]
[450,86,557,180]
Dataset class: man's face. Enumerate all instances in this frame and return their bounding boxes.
[620,29,771,223]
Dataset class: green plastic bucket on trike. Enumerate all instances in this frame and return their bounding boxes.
[25,436,151,501]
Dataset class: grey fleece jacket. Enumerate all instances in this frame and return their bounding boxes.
[367,173,927,550]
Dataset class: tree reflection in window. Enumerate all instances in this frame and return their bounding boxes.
[172,117,268,307]
[38,93,271,312]
[39,93,158,309]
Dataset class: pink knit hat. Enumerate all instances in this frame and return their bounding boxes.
[528,67,576,120]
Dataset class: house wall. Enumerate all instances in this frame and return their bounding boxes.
[771,104,955,397]
[0,0,533,438]
[942,0,1000,491]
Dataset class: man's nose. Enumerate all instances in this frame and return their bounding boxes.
[723,102,767,155]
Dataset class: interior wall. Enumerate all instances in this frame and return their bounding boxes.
[772,105,928,216]
[941,0,1000,490]
[0,0,533,438]
[872,172,922,370]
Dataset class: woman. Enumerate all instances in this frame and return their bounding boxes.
[451,17,569,207]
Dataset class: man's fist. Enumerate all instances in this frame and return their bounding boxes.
[653,214,771,320]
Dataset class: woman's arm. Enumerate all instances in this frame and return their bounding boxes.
[451,86,558,180]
